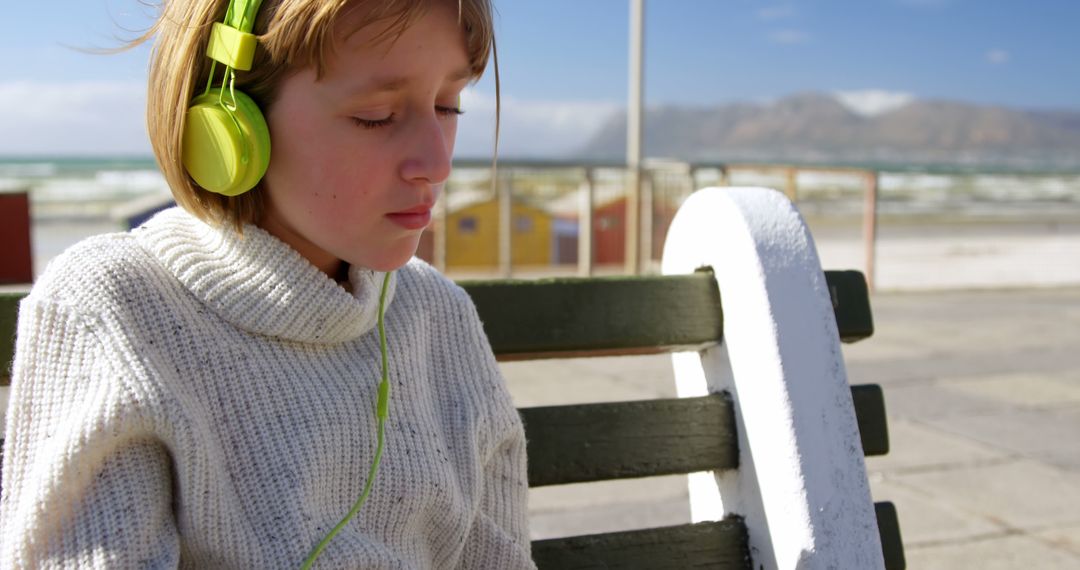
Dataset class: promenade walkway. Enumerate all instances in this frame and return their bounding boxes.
[504,286,1080,569]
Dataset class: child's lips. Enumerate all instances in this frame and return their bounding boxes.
[386,206,433,230]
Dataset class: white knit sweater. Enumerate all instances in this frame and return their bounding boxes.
[0,208,535,569]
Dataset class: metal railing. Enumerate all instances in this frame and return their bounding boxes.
[437,159,881,290]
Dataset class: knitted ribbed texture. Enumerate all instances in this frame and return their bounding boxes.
[0,208,535,569]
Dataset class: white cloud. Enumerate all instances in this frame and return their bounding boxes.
[986,49,1010,65]
[833,89,915,117]
[757,5,796,20]
[456,88,620,158]
[0,80,150,155]
[0,81,618,159]
[767,29,810,45]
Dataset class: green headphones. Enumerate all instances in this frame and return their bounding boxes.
[182,0,270,196]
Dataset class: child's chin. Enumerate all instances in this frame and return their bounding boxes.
[362,249,418,273]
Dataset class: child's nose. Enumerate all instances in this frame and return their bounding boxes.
[399,115,453,186]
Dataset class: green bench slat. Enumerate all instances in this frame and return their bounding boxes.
[521,393,738,487]
[461,271,724,360]
[531,518,751,570]
[0,270,872,384]
[1,290,20,384]
[0,382,888,492]
[530,503,903,570]
[0,383,885,487]
[852,383,890,456]
[522,384,889,487]
[877,501,908,570]
[826,269,875,343]
[461,268,872,360]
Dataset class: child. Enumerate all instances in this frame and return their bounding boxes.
[0,0,536,568]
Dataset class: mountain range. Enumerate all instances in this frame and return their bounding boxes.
[579,93,1080,171]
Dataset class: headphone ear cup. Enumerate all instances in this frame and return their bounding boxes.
[182,88,271,196]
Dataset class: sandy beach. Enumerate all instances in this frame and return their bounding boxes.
[810,218,1080,291]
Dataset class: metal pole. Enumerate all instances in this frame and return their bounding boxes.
[625,0,644,274]
[640,170,654,273]
[498,170,513,278]
[863,171,879,292]
[578,168,595,277]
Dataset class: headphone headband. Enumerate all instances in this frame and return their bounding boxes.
[225,0,263,32]
[206,0,264,70]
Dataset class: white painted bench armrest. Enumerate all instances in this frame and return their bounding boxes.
[661,187,884,570]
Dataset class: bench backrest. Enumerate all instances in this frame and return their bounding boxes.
[459,270,902,570]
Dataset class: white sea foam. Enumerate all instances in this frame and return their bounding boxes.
[94,169,169,194]
[0,162,58,178]
[31,171,166,203]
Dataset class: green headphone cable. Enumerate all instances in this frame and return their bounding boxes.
[300,271,394,570]
[203,60,218,96]
[200,0,248,161]
[203,0,237,98]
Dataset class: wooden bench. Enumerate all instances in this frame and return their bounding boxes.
[460,187,906,569]
[461,273,902,569]
[0,187,905,569]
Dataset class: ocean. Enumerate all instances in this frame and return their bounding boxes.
[0,156,169,220]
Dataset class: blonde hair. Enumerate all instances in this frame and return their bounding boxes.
[135,0,495,229]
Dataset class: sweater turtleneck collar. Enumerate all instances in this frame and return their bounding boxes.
[134,207,396,345]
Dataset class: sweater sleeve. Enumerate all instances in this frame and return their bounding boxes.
[458,416,537,570]
[0,298,180,569]
[452,288,537,570]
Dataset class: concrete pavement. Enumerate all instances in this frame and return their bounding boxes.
[502,286,1080,568]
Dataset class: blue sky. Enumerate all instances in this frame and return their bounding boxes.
[1,0,1077,157]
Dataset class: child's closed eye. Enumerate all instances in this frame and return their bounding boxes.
[352,114,395,130]
[351,106,463,130]
[436,105,464,118]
